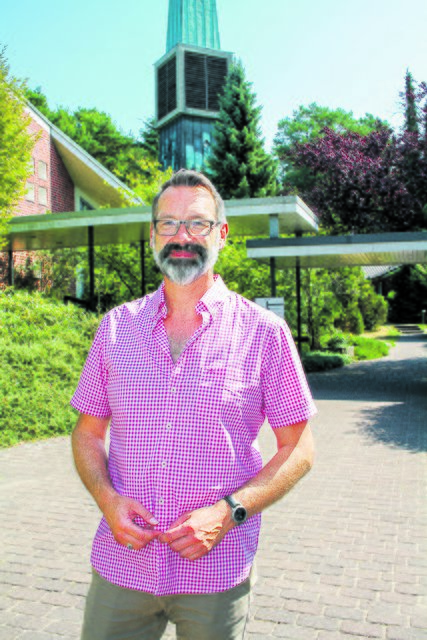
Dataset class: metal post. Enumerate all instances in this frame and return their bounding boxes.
[269,214,279,298]
[270,257,277,297]
[88,226,95,311]
[296,257,302,354]
[140,240,146,297]
[7,249,13,286]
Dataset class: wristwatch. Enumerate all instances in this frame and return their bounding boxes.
[223,495,248,525]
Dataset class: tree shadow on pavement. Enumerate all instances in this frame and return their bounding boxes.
[357,400,427,453]
[308,334,427,453]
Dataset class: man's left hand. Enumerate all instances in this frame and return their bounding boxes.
[159,502,233,561]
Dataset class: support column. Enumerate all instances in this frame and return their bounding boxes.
[7,249,14,286]
[270,258,276,297]
[269,214,279,298]
[296,257,302,354]
[140,240,146,297]
[88,226,95,311]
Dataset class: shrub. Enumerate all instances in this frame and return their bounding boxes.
[349,336,390,360]
[358,282,388,330]
[326,333,349,353]
[301,351,352,372]
[0,289,100,447]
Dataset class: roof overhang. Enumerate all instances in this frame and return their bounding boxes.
[8,195,318,251]
[26,102,141,208]
[247,232,427,267]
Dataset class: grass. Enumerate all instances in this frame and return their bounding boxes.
[0,289,100,448]
[349,336,391,361]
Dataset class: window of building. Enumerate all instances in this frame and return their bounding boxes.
[29,157,35,174]
[80,197,95,211]
[38,160,48,180]
[38,186,47,206]
[25,182,35,202]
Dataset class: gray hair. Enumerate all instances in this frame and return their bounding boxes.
[152,169,226,223]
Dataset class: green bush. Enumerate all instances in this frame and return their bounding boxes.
[0,289,100,447]
[358,283,388,330]
[326,333,349,352]
[301,351,352,372]
[349,336,390,360]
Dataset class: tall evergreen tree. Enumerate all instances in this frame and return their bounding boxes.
[206,61,277,199]
[404,70,419,134]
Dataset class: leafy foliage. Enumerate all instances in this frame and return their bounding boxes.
[25,86,164,189]
[206,61,278,199]
[276,74,427,234]
[274,103,384,193]
[0,51,35,247]
[301,351,351,372]
[0,289,100,447]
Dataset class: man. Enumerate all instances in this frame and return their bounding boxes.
[71,169,316,640]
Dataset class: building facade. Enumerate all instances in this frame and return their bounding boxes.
[2,103,139,288]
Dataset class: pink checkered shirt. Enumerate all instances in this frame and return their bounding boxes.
[71,276,316,595]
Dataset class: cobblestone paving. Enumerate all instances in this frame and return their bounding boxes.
[0,334,426,639]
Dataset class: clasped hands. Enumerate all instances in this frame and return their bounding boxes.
[103,494,233,561]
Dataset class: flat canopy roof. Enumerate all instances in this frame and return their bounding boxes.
[247,232,427,267]
[8,195,318,251]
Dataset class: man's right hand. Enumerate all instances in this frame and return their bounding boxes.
[72,414,160,552]
[103,493,160,551]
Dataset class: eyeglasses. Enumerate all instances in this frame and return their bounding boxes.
[153,218,221,237]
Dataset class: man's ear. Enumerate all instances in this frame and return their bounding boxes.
[149,224,154,247]
[219,222,229,250]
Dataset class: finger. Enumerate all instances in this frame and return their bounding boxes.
[159,524,192,544]
[130,500,159,526]
[127,521,160,540]
[125,529,159,551]
[179,544,206,560]
[168,535,197,553]
[166,512,192,530]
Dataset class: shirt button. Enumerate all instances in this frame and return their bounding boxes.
[166,423,172,430]
[171,387,177,393]
[158,498,165,505]
[161,461,167,468]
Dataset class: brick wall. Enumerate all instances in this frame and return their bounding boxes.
[16,118,51,217]
[50,143,75,213]
[4,110,76,287]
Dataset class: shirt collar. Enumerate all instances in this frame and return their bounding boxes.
[148,275,230,324]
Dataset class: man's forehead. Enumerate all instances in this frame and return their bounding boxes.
[157,185,216,213]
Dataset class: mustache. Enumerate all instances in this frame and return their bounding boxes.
[160,243,207,260]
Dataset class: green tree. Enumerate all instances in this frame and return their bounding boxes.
[140,116,160,161]
[206,61,278,199]
[404,70,419,134]
[0,50,35,247]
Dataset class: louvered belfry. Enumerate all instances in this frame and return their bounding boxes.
[155,0,233,171]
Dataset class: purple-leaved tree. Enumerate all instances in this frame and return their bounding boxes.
[282,73,427,234]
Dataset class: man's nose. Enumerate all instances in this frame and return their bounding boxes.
[174,221,192,241]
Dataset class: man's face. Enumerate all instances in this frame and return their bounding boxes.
[150,186,228,286]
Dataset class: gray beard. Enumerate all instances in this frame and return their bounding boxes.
[152,242,220,286]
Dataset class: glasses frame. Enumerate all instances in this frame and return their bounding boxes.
[153,218,221,237]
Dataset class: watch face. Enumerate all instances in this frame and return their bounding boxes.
[234,507,247,523]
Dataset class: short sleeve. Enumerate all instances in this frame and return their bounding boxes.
[262,321,317,428]
[70,315,111,417]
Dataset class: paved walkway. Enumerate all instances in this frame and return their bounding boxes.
[0,335,426,640]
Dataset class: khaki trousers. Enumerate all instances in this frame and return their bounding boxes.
[81,570,251,640]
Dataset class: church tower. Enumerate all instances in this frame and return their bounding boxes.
[155,0,233,171]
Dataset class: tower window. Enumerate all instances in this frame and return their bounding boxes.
[185,52,227,111]
[158,56,177,120]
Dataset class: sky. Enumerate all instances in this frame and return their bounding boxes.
[1,0,426,150]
